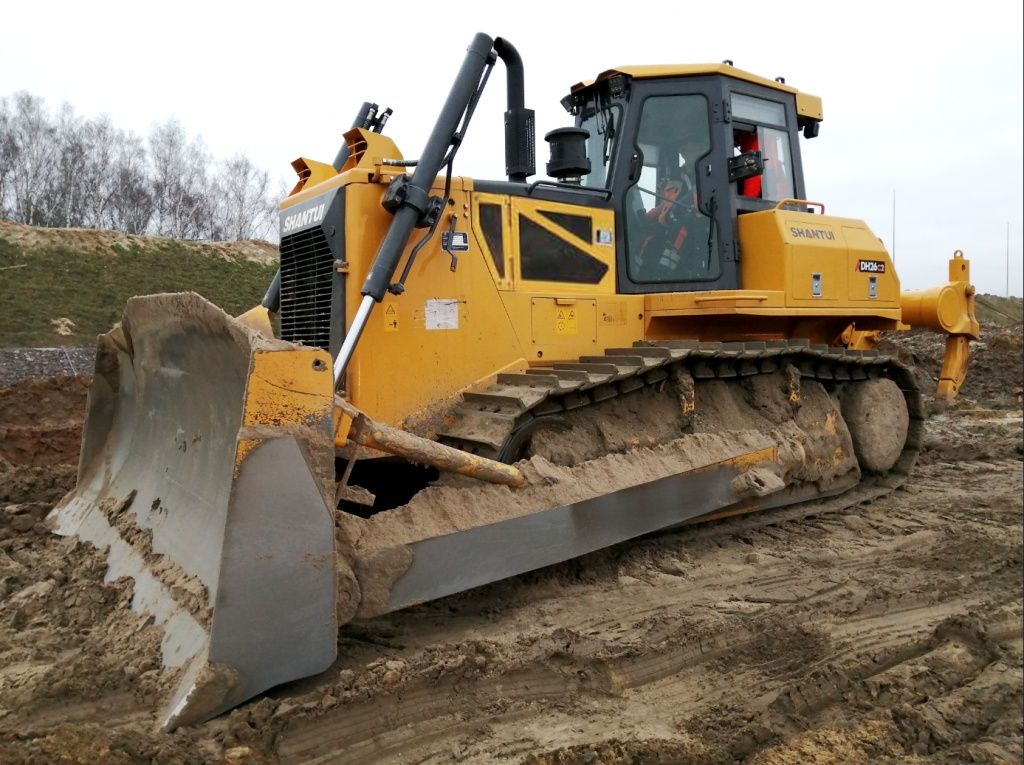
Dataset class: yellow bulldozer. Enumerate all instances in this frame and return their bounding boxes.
[49,33,979,729]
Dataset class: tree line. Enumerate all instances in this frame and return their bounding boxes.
[0,92,280,241]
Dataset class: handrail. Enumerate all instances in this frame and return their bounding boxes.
[693,294,769,303]
[526,179,613,199]
[773,198,826,214]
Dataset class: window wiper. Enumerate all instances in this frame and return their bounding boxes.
[602,110,615,165]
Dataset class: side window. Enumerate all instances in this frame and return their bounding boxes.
[580,104,621,188]
[624,94,719,283]
[731,93,795,202]
[760,126,794,201]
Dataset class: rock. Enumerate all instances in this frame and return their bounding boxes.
[11,580,56,603]
[223,746,254,764]
[319,693,337,710]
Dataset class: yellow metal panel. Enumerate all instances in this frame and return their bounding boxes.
[339,128,403,172]
[786,218,847,303]
[342,180,527,426]
[796,92,824,120]
[243,349,333,428]
[598,299,629,327]
[510,197,617,294]
[531,297,597,348]
[738,213,787,293]
[471,192,514,290]
[738,208,902,312]
[646,291,788,314]
[842,225,899,302]
[578,64,801,95]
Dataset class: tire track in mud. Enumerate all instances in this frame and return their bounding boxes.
[274,455,1023,764]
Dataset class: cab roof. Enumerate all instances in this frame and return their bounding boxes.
[572,64,823,121]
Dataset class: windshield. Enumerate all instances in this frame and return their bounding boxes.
[579,102,620,188]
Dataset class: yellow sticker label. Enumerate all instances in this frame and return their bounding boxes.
[555,307,578,335]
[383,303,399,332]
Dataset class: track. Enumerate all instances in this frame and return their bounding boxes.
[429,339,924,519]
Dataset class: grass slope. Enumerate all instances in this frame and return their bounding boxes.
[0,230,277,347]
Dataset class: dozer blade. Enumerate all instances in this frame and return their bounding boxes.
[47,293,340,730]
[378,448,778,612]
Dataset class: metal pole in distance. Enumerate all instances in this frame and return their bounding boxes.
[1007,221,1010,298]
[891,188,896,263]
[333,294,375,386]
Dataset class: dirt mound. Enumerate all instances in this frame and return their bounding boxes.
[0,219,277,265]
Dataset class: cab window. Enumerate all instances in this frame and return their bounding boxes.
[731,93,795,201]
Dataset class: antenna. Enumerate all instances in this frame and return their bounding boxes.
[1007,221,1011,298]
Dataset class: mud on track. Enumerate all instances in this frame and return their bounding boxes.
[0,327,1021,764]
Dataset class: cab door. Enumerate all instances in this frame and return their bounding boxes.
[612,78,735,294]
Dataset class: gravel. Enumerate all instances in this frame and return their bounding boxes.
[0,347,96,386]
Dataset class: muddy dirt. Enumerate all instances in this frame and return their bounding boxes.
[0,375,88,467]
[0,325,1021,764]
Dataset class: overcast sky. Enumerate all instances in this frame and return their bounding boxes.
[4,0,1022,296]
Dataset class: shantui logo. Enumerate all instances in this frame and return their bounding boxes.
[281,202,327,234]
[789,226,836,241]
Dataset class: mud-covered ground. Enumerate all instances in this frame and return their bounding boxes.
[0,325,1021,764]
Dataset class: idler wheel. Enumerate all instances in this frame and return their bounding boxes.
[841,378,909,473]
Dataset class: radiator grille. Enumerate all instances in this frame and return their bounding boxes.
[279,227,334,350]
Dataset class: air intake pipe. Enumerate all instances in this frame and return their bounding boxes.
[493,38,535,182]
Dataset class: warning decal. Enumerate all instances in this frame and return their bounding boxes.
[555,307,578,335]
[383,303,399,332]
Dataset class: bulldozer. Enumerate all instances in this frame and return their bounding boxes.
[48,33,980,730]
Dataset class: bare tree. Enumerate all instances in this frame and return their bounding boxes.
[211,154,275,241]
[7,92,59,226]
[76,116,119,229]
[108,132,154,234]
[49,102,89,227]
[149,120,213,239]
[1,92,279,241]
[0,97,13,219]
